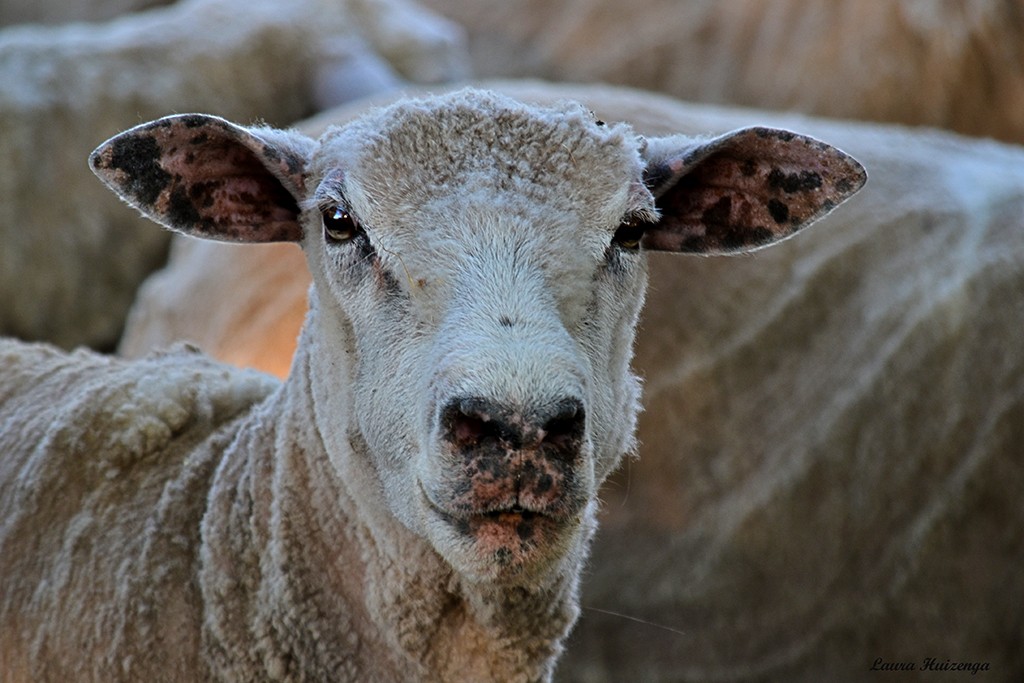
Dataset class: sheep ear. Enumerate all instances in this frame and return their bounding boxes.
[90,114,313,243]
[641,127,866,254]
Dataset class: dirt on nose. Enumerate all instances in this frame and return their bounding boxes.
[440,397,586,517]
[450,443,576,516]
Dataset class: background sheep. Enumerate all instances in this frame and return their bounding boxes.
[0,0,467,350]
[422,0,1024,143]
[119,81,1024,682]
[0,88,864,681]
[8,0,1021,354]
[1,0,166,24]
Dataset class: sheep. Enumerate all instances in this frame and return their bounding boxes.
[421,0,1024,144]
[0,0,168,25]
[115,80,1024,681]
[0,0,467,350]
[0,87,865,682]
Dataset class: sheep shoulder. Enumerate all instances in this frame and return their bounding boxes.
[0,338,277,681]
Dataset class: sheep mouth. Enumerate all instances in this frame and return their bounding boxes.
[447,508,567,568]
[424,494,552,529]
[483,505,534,520]
[420,485,571,550]
[468,506,545,532]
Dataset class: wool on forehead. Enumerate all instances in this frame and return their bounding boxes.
[314,89,647,223]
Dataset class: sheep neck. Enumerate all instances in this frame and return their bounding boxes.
[203,320,581,681]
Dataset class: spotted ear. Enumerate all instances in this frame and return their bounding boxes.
[641,127,866,254]
[90,114,314,243]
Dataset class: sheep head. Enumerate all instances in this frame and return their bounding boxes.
[90,89,865,587]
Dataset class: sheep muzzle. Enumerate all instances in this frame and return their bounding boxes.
[439,396,585,516]
[420,395,590,576]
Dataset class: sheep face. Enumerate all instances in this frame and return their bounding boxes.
[300,93,660,584]
[90,89,865,586]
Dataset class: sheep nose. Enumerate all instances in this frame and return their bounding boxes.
[441,396,585,463]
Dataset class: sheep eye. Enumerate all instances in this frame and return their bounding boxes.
[322,206,359,243]
[612,219,646,251]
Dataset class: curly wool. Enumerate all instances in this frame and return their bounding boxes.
[0,340,277,680]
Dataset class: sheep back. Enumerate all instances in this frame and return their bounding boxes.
[0,339,277,681]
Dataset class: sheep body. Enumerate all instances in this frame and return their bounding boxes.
[0,341,276,680]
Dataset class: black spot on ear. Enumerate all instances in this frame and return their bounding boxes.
[108,135,170,207]
[768,168,823,193]
[835,177,856,194]
[750,226,775,245]
[188,179,219,209]
[284,153,304,177]
[757,128,795,142]
[261,144,281,163]
[182,115,208,128]
[767,199,790,224]
[701,196,733,227]
[499,316,514,328]
[167,185,204,229]
[718,225,774,251]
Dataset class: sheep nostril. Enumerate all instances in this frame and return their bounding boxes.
[441,397,584,453]
[543,419,578,451]
[446,398,508,449]
[540,399,585,454]
[451,412,488,448]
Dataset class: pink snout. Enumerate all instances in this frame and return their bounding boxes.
[422,396,591,575]
[439,396,586,519]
